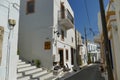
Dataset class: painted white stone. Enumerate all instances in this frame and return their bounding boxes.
[0,0,20,80]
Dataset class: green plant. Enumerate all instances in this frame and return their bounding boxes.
[34,59,41,68]
[17,50,20,55]
[87,53,91,64]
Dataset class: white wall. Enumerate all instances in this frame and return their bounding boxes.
[0,0,20,80]
[52,0,75,68]
[81,44,87,66]
[111,22,120,80]
[19,0,75,69]
[115,0,120,47]
[19,0,54,69]
[53,0,75,47]
[87,42,100,62]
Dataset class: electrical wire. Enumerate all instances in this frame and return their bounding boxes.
[83,0,91,27]
[83,0,98,37]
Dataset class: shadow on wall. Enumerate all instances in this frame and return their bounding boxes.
[0,26,4,65]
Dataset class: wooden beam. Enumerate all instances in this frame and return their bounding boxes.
[107,11,115,16]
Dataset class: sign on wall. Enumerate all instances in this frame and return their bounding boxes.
[44,41,51,50]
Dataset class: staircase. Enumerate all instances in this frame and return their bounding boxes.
[17,59,57,80]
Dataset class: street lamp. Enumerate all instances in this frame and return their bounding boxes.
[8,19,16,28]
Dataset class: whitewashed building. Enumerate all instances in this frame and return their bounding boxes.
[80,44,88,66]
[19,0,75,70]
[76,30,87,66]
[87,42,100,62]
[0,0,20,80]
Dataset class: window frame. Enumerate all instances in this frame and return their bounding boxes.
[71,37,73,43]
[26,0,35,14]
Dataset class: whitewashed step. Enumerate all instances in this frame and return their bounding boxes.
[18,62,26,65]
[18,60,22,63]
[32,70,47,78]
[17,64,31,68]
[18,66,36,72]
[45,76,57,80]
[17,73,23,78]
[39,72,53,80]
[25,68,43,75]
[17,76,30,80]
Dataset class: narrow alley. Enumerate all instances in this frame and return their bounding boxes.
[61,64,104,80]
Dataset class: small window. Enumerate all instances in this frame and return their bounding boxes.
[71,37,73,42]
[26,0,35,14]
[61,29,64,41]
[44,41,51,50]
[66,50,68,61]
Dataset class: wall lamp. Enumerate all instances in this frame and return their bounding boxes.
[54,31,60,37]
[8,19,16,29]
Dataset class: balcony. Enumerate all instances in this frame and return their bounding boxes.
[58,9,74,29]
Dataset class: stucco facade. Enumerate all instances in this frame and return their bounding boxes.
[0,0,20,80]
[80,44,88,66]
[19,0,75,70]
[75,30,88,66]
[114,0,120,41]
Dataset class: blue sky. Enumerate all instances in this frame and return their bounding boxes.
[68,0,109,41]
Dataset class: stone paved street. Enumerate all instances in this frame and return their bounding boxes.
[60,64,105,80]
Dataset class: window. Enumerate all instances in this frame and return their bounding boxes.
[44,41,51,50]
[26,0,35,14]
[61,29,64,41]
[0,26,4,65]
[66,50,68,61]
[71,37,73,42]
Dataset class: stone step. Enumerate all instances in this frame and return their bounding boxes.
[25,68,43,75]
[45,76,57,80]
[18,66,36,73]
[18,62,26,65]
[39,72,53,80]
[17,73,23,78]
[18,60,22,63]
[17,76,30,80]
[32,70,47,78]
[17,64,31,68]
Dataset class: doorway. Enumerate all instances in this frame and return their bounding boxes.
[59,49,64,67]
[71,48,74,65]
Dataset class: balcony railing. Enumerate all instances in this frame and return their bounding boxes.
[58,9,74,29]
